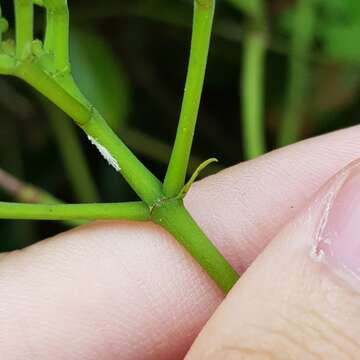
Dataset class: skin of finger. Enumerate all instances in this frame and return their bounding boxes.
[1,126,360,359]
[186,162,360,360]
[0,221,223,360]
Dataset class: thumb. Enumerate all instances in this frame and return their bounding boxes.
[187,159,360,359]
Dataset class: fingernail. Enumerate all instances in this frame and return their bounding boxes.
[314,160,360,283]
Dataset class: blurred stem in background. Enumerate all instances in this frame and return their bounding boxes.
[228,0,266,159]
[242,30,266,159]
[241,0,266,160]
[278,0,316,147]
[46,104,100,203]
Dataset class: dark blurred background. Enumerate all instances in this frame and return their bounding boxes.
[0,0,359,250]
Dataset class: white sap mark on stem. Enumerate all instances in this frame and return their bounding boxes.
[87,136,121,172]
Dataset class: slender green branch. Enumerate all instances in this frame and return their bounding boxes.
[151,199,239,293]
[15,60,163,205]
[0,201,150,221]
[0,168,83,226]
[163,0,215,197]
[14,0,34,59]
[44,8,55,54]
[278,0,316,147]
[47,104,99,202]
[241,30,266,159]
[42,0,70,71]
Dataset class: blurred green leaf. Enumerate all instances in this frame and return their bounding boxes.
[316,0,360,63]
[277,0,360,64]
[70,29,131,130]
[322,25,360,63]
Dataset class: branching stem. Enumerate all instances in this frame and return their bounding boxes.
[0,0,240,293]
[15,60,163,205]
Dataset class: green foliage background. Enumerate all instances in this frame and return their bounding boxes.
[0,0,359,250]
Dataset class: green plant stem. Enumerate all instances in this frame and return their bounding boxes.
[229,0,266,159]
[163,0,215,197]
[1,0,241,294]
[0,168,83,226]
[14,0,34,59]
[15,60,163,205]
[0,201,150,221]
[242,30,266,159]
[44,8,55,53]
[151,199,239,293]
[278,0,316,147]
[43,0,70,71]
[48,104,99,202]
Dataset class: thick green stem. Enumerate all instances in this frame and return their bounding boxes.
[0,201,150,221]
[15,60,163,205]
[152,199,239,293]
[14,0,34,59]
[278,0,315,147]
[48,105,99,202]
[163,0,215,197]
[241,30,266,159]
